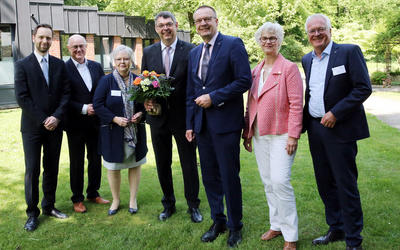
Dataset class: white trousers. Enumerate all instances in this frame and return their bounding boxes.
[253,128,299,242]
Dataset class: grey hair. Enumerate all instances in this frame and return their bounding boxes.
[305,14,332,32]
[110,45,134,65]
[67,34,86,47]
[154,11,177,23]
[254,22,284,50]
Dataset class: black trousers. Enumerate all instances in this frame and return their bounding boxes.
[22,128,63,217]
[150,125,200,209]
[308,118,363,247]
[67,127,102,203]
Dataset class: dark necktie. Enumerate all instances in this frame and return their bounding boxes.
[164,46,170,77]
[201,43,211,82]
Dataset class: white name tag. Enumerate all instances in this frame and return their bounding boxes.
[111,90,121,96]
[332,65,346,76]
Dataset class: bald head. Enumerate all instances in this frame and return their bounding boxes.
[67,34,87,63]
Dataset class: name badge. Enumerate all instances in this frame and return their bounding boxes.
[111,90,121,96]
[332,65,346,76]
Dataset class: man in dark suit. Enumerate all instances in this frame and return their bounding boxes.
[185,5,252,248]
[65,34,109,214]
[14,23,71,231]
[302,14,372,250]
[141,11,201,223]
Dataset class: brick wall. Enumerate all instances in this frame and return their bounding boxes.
[134,38,143,74]
[49,31,61,59]
[113,36,121,50]
[86,34,95,61]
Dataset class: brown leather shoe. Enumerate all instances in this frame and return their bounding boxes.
[283,241,296,250]
[261,229,282,241]
[87,196,110,204]
[73,202,87,213]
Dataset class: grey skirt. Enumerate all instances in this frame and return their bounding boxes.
[103,141,147,170]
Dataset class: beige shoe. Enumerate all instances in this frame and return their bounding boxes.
[261,229,282,241]
[283,241,296,250]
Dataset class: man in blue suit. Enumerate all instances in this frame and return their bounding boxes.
[186,5,252,248]
[302,14,372,250]
[65,34,109,214]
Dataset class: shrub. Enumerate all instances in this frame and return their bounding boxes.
[371,71,387,85]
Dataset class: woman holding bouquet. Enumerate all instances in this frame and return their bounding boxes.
[93,45,147,215]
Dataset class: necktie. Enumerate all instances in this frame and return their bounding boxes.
[164,46,170,77]
[201,43,211,82]
[41,57,49,85]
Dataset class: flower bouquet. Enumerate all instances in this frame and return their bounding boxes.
[130,70,174,115]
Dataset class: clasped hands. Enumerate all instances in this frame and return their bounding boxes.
[113,112,143,127]
[44,116,59,131]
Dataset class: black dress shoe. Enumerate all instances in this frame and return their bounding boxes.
[346,245,362,250]
[43,208,69,219]
[128,207,138,214]
[201,222,227,242]
[312,230,345,245]
[24,217,38,231]
[187,208,203,223]
[159,206,176,221]
[227,230,242,248]
[108,206,120,216]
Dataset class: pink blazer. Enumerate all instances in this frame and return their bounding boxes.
[243,53,303,139]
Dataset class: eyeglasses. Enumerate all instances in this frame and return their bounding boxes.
[260,36,277,44]
[307,27,327,36]
[115,58,131,62]
[194,16,216,25]
[156,22,174,29]
[71,45,86,50]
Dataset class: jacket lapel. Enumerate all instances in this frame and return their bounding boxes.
[258,54,284,98]
[67,58,90,92]
[169,39,183,76]
[192,45,202,81]
[325,42,339,91]
[154,42,164,74]
[205,33,222,83]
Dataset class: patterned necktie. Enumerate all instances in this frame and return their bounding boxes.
[41,57,49,85]
[164,46,170,77]
[201,43,211,82]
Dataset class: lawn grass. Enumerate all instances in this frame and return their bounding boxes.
[1,108,400,249]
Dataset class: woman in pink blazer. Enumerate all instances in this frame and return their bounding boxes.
[243,22,303,250]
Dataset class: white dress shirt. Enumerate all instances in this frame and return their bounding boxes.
[308,41,333,118]
[161,37,178,71]
[71,58,93,114]
[197,32,219,80]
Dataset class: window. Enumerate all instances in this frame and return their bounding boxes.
[61,34,71,62]
[142,39,154,50]
[123,38,136,69]
[0,25,14,85]
[94,36,112,69]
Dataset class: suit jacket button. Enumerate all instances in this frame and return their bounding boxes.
[202,86,206,89]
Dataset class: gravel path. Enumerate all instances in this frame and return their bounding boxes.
[363,86,400,130]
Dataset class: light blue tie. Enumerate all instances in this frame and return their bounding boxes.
[41,57,49,85]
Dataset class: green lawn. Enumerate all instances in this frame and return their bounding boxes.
[1,108,399,249]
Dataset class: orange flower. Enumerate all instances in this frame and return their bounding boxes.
[143,70,149,78]
[150,71,160,77]
[133,77,142,86]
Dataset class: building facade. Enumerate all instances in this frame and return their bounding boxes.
[0,0,191,108]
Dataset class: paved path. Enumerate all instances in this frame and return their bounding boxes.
[363,86,400,130]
